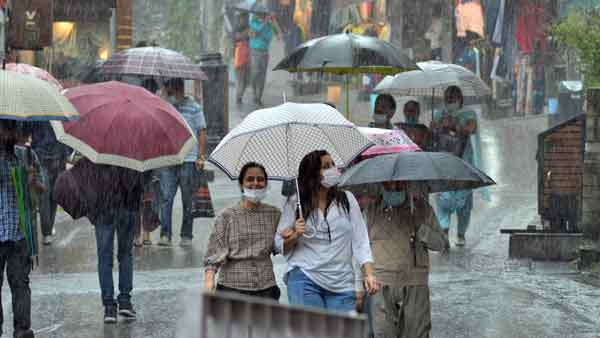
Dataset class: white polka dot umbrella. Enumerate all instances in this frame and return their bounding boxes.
[208,102,373,181]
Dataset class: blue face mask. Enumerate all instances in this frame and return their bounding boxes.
[382,191,406,207]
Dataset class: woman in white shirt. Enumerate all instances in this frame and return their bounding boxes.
[276,150,379,312]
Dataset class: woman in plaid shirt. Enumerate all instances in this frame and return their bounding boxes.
[203,162,282,300]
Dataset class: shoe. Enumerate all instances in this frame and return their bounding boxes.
[14,329,35,338]
[180,237,193,247]
[42,235,53,245]
[456,235,466,247]
[158,235,171,247]
[142,232,152,245]
[236,97,243,104]
[104,305,117,324]
[133,236,143,247]
[118,303,137,320]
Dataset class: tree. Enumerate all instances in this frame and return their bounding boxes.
[552,8,600,87]
[165,0,204,60]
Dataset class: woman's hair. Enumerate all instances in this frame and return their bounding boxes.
[444,86,464,107]
[374,94,397,112]
[238,162,268,188]
[297,150,349,220]
[404,100,420,114]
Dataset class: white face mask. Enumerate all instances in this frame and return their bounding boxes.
[373,114,389,125]
[321,167,341,188]
[445,102,460,111]
[243,188,267,203]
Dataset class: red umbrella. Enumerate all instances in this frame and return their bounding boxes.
[5,63,63,90]
[51,81,196,172]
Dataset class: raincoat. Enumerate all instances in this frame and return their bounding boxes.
[432,107,488,232]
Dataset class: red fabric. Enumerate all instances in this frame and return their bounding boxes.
[63,81,193,162]
[516,0,546,54]
[0,0,6,9]
[234,41,250,68]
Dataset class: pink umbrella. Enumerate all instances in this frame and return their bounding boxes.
[5,63,63,90]
[358,127,420,159]
[50,81,196,172]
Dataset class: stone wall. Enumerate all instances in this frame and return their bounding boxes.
[582,88,600,239]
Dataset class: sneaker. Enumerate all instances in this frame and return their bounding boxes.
[158,235,171,247]
[43,235,53,245]
[104,305,117,324]
[118,303,137,320]
[180,237,193,247]
[456,235,466,247]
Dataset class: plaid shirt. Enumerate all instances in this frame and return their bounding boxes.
[0,146,46,242]
[204,203,281,291]
[0,150,22,242]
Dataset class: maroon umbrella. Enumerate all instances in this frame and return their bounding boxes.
[96,47,208,80]
[50,81,196,172]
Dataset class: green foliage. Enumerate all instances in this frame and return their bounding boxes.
[552,9,600,87]
[165,0,203,61]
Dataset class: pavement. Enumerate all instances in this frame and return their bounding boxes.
[2,42,600,338]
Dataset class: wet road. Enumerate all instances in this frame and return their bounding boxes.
[5,55,600,337]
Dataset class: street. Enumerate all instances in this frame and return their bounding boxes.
[4,70,598,338]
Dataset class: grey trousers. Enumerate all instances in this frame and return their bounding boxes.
[371,285,432,338]
[250,49,269,102]
[236,64,250,100]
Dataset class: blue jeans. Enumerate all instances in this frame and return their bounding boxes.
[159,163,195,240]
[287,268,356,313]
[93,209,137,306]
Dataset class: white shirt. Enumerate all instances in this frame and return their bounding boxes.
[275,191,374,293]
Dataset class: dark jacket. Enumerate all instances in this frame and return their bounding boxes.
[54,159,145,223]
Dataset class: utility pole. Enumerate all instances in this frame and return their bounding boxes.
[116,0,133,51]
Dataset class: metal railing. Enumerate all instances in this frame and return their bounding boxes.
[179,290,369,338]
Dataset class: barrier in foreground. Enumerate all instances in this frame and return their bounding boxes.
[196,290,369,338]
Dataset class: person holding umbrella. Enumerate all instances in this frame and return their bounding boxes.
[159,78,207,247]
[431,86,486,247]
[249,10,275,106]
[203,162,281,299]
[365,180,448,338]
[0,120,46,338]
[275,150,378,313]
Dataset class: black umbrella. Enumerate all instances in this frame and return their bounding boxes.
[274,33,415,75]
[339,152,495,193]
[231,1,271,14]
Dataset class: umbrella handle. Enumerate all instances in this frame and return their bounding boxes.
[295,179,316,239]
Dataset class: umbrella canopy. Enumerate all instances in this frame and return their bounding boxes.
[273,33,415,75]
[51,81,196,172]
[357,127,420,158]
[209,102,373,180]
[340,151,495,193]
[96,47,208,80]
[0,71,78,122]
[5,63,63,90]
[231,0,271,14]
[374,60,491,97]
